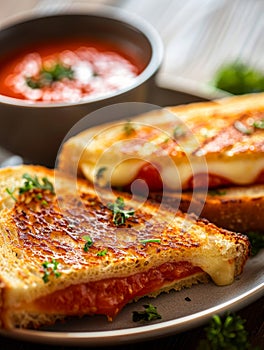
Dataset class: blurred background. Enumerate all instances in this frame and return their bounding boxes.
[1,0,264,100]
[0,0,263,166]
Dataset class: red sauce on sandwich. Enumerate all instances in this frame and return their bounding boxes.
[35,261,202,320]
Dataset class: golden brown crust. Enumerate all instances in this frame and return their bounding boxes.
[58,93,264,187]
[150,185,264,233]
[0,165,250,329]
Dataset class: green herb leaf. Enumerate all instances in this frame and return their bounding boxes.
[124,121,135,136]
[173,125,186,139]
[197,312,252,350]
[97,249,108,257]
[83,235,93,252]
[139,239,161,245]
[26,62,74,89]
[26,77,42,89]
[208,189,227,196]
[42,259,61,283]
[19,173,54,194]
[253,119,264,129]
[5,187,17,202]
[95,167,107,181]
[107,197,134,226]
[247,231,264,257]
[132,304,162,323]
[213,61,264,95]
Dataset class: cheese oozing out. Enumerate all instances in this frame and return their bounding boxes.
[82,155,264,190]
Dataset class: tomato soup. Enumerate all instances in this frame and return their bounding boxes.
[0,39,142,103]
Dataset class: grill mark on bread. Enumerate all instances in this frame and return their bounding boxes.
[193,111,264,156]
[11,188,202,268]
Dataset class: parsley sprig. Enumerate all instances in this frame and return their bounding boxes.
[6,173,54,202]
[5,187,17,201]
[19,173,54,194]
[173,125,186,139]
[139,239,161,245]
[197,312,259,350]
[213,61,264,95]
[26,62,74,89]
[208,189,227,196]
[132,304,161,323]
[83,235,93,252]
[42,259,61,283]
[252,119,264,129]
[97,249,108,257]
[107,197,134,226]
[123,121,135,136]
[95,167,107,182]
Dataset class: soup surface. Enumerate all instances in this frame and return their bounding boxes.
[0,39,141,102]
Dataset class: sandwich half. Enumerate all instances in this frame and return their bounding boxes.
[0,165,250,330]
[150,184,264,233]
[58,92,264,192]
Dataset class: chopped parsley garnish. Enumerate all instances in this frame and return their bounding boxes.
[5,187,17,202]
[5,173,54,201]
[19,173,54,194]
[107,197,134,226]
[132,304,162,323]
[213,61,264,95]
[139,239,161,245]
[42,259,61,283]
[83,235,93,252]
[247,231,264,257]
[208,189,227,196]
[197,312,255,350]
[173,125,186,139]
[95,167,107,182]
[253,119,264,129]
[97,249,108,257]
[26,62,74,89]
[123,121,135,136]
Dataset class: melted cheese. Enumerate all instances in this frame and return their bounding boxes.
[61,96,264,191]
[82,155,264,190]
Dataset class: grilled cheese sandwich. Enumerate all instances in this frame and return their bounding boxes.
[0,165,249,329]
[150,184,264,233]
[59,93,264,191]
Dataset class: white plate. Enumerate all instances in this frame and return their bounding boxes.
[1,250,263,347]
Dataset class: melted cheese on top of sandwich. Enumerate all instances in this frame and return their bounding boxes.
[59,93,264,191]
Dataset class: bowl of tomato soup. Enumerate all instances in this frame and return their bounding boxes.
[0,5,163,166]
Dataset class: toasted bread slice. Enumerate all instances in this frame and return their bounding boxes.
[0,165,249,329]
[150,185,264,233]
[59,93,264,191]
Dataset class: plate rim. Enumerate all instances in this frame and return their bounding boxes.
[1,272,263,347]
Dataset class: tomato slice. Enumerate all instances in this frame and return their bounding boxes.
[130,166,264,192]
[187,173,231,189]
[133,163,163,192]
[34,261,202,320]
[256,169,264,184]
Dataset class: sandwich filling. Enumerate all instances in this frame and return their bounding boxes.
[59,100,264,191]
[18,262,204,321]
[0,168,249,328]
